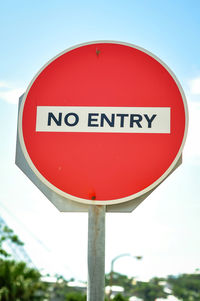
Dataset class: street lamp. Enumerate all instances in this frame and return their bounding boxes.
[108,253,142,300]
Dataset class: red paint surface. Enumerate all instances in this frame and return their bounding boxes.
[22,43,186,201]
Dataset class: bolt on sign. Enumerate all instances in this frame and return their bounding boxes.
[16,41,188,211]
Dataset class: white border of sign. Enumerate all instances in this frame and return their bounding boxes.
[18,40,188,206]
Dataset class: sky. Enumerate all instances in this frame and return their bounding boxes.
[0,0,200,282]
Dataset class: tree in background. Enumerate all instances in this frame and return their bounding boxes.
[0,259,47,300]
[105,272,167,300]
[112,293,128,301]
[105,271,134,295]
[0,224,23,258]
[168,273,200,301]
[65,292,86,301]
[0,224,48,300]
[131,277,168,301]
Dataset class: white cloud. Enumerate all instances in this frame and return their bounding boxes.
[189,76,200,95]
[0,81,24,104]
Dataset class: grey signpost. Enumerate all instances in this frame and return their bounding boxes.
[87,205,106,301]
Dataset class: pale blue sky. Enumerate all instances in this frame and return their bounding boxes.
[0,0,200,281]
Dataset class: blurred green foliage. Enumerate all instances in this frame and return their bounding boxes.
[0,259,47,300]
[0,224,47,300]
[112,293,128,300]
[0,224,23,258]
[132,277,168,301]
[65,291,86,301]
[168,273,200,301]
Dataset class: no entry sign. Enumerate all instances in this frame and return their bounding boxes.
[18,41,188,206]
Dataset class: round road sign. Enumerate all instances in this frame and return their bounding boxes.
[19,41,188,205]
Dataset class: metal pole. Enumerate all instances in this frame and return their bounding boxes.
[87,205,106,301]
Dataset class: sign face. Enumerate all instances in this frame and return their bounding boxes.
[18,41,188,205]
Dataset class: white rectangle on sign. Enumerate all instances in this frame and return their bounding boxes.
[36,106,171,133]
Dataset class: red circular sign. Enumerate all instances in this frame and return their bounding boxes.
[19,41,188,205]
